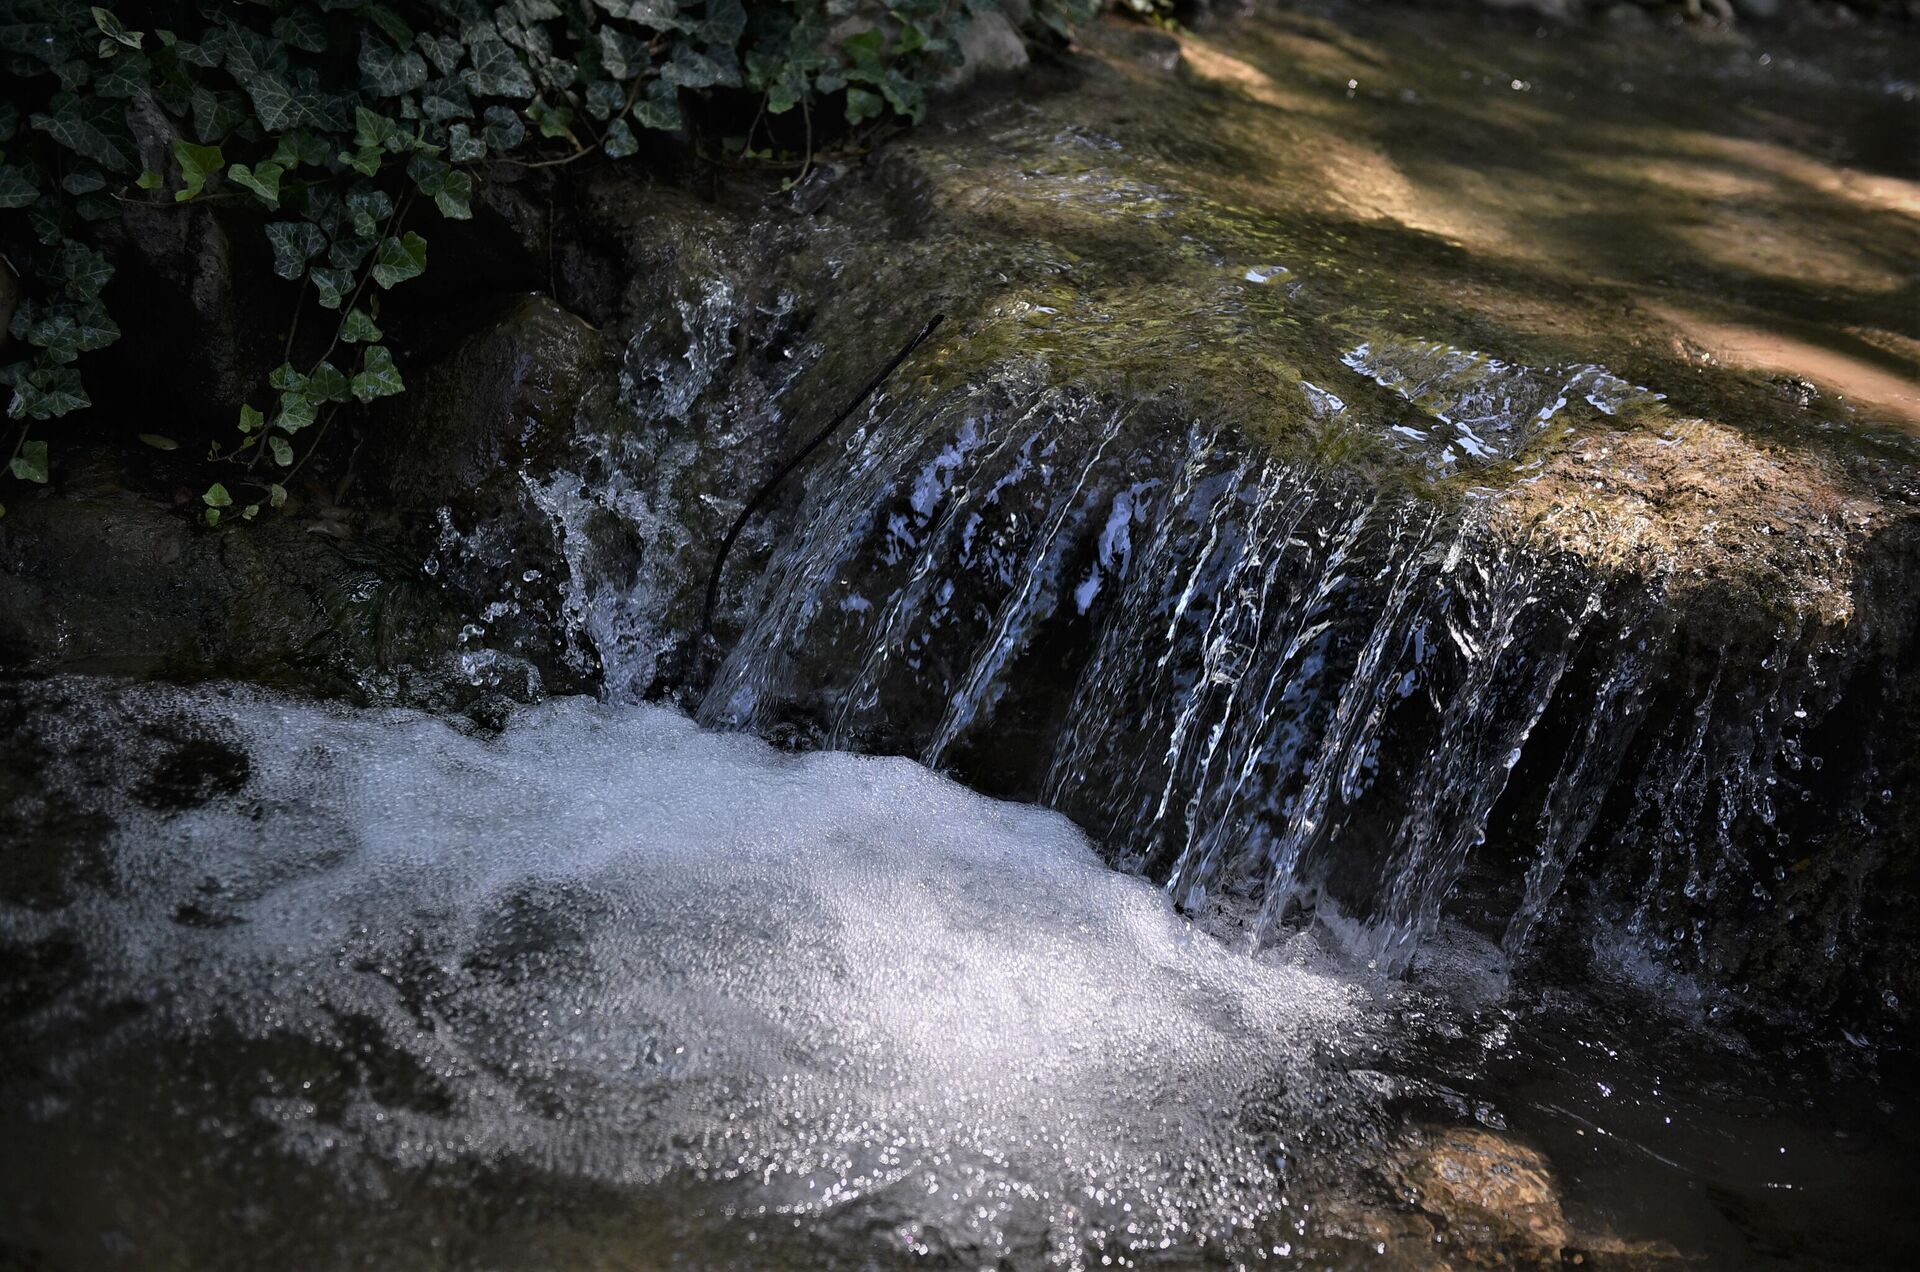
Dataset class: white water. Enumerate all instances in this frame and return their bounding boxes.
[7,681,1384,1265]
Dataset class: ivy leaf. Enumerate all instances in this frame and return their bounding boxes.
[55,243,113,298]
[265,221,328,280]
[311,267,355,309]
[135,169,162,190]
[274,392,317,433]
[462,36,535,99]
[432,169,471,219]
[367,5,415,48]
[418,32,464,76]
[271,11,328,54]
[480,105,524,151]
[190,85,249,145]
[31,92,138,172]
[370,231,426,289]
[633,81,682,132]
[171,139,223,201]
[700,0,747,46]
[845,87,883,126]
[202,481,232,508]
[238,405,265,434]
[137,433,178,450]
[268,435,294,466]
[229,160,283,209]
[270,131,331,170]
[91,7,142,51]
[598,27,647,80]
[447,122,486,162]
[585,80,625,122]
[603,118,638,159]
[0,164,40,208]
[245,73,305,133]
[94,49,151,99]
[306,361,350,403]
[339,308,382,343]
[346,186,395,237]
[9,368,90,420]
[881,70,925,123]
[269,483,287,508]
[350,344,404,402]
[360,33,428,98]
[661,46,735,91]
[9,439,49,483]
[526,96,574,140]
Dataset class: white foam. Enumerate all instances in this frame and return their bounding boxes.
[9,683,1381,1262]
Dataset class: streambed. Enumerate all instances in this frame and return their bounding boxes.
[2,678,1915,1269]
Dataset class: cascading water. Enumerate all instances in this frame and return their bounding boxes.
[667,343,1898,1003]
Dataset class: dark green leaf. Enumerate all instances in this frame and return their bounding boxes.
[31,92,137,171]
[91,8,141,51]
[361,33,427,98]
[274,391,317,433]
[603,118,638,159]
[306,361,350,403]
[229,160,282,208]
[339,308,382,343]
[265,220,328,279]
[418,32,464,75]
[845,86,883,125]
[370,231,426,288]
[367,4,415,49]
[350,344,404,402]
[202,481,231,508]
[311,266,354,309]
[9,368,89,420]
[137,433,177,450]
[268,435,294,466]
[433,169,471,219]
[55,242,113,298]
[190,85,248,145]
[526,96,573,140]
[585,80,624,122]
[0,164,40,208]
[271,11,327,54]
[171,139,223,200]
[9,439,49,482]
[447,122,486,161]
[462,37,535,99]
[481,105,524,151]
[94,49,150,98]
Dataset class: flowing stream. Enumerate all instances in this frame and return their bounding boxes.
[5,3,1919,1267]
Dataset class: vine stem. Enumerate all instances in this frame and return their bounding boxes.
[248,190,413,476]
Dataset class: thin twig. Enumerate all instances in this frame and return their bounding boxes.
[699,313,944,647]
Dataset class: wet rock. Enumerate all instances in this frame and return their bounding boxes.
[0,478,462,697]
[1403,1127,1571,1256]
[949,12,1030,84]
[1602,2,1658,30]
[367,294,606,696]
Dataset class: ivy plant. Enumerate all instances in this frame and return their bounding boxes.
[0,0,1095,522]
